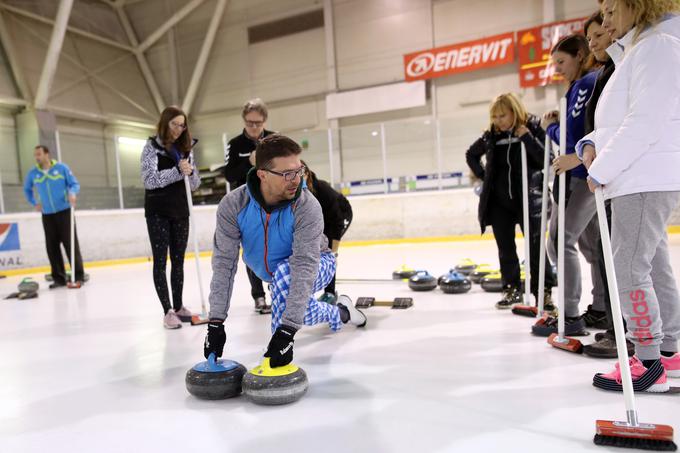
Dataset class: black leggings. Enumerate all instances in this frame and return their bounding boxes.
[146,214,189,314]
[488,202,556,295]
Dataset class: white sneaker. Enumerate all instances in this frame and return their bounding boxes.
[336,295,367,328]
[163,309,182,329]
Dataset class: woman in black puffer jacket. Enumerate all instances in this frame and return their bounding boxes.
[466,92,556,310]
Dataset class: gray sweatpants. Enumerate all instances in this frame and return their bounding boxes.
[548,177,606,317]
[611,191,680,360]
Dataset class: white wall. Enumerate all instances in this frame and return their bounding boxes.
[3,189,680,271]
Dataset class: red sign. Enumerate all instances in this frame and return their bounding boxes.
[517,17,588,88]
[404,32,515,82]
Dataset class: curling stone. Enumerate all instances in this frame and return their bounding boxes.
[392,265,417,280]
[242,358,309,405]
[469,264,497,284]
[481,272,503,292]
[185,353,247,400]
[18,278,39,293]
[454,258,477,276]
[408,270,437,292]
[438,270,472,294]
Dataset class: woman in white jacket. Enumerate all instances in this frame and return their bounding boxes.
[578,0,680,393]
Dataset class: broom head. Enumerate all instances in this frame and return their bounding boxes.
[595,420,676,451]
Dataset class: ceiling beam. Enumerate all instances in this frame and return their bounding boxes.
[0,2,133,52]
[34,0,74,109]
[137,0,205,53]
[0,8,31,102]
[182,0,227,115]
[116,6,166,113]
[50,52,131,98]
[14,17,153,118]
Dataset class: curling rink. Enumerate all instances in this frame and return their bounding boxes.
[1,236,680,453]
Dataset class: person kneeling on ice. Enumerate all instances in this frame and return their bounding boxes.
[203,134,366,366]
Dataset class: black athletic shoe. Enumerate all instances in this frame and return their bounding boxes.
[585,331,635,358]
[496,286,521,309]
[531,315,590,337]
[543,291,557,315]
[49,282,66,290]
[582,304,609,329]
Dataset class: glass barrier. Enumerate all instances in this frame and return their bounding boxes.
[0,115,482,211]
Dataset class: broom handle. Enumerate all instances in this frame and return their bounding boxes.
[521,142,531,305]
[70,205,75,284]
[185,175,207,316]
[537,136,551,314]
[557,98,566,340]
[595,186,637,425]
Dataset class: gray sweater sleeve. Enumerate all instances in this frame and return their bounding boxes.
[140,141,183,190]
[281,190,326,330]
[208,188,247,321]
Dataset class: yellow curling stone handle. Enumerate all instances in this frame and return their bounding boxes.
[249,358,299,377]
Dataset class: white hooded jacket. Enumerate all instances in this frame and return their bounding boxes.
[577,15,680,200]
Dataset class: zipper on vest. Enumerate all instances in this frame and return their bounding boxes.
[263,212,272,276]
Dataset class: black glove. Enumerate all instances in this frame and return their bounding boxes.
[204,322,226,359]
[264,325,297,367]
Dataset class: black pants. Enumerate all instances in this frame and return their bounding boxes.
[247,266,265,299]
[323,213,354,295]
[489,203,556,295]
[42,208,85,284]
[146,214,189,314]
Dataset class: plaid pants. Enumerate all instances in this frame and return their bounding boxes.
[270,252,342,333]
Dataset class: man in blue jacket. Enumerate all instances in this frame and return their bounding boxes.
[23,145,85,288]
[203,134,366,367]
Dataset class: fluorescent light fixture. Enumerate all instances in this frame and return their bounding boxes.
[117,136,147,147]
[371,131,378,137]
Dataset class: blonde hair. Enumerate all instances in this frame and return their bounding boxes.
[617,0,680,42]
[488,93,528,133]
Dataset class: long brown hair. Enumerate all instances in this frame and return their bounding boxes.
[551,34,592,81]
[156,105,192,153]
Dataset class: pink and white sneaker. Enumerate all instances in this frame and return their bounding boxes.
[163,309,182,329]
[593,356,669,393]
[661,353,680,378]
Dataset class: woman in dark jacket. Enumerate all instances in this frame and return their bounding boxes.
[302,162,353,305]
[466,92,556,310]
[141,106,200,329]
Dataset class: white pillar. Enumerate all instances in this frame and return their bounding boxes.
[34,0,74,109]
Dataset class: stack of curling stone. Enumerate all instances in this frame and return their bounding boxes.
[4,277,39,300]
[438,270,471,294]
[392,265,417,280]
[454,258,477,276]
[185,353,247,400]
[242,358,309,405]
[469,264,496,284]
[408,270,437,291]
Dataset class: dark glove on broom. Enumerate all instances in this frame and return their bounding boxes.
[264,325,297,367]
[204,322,226,359]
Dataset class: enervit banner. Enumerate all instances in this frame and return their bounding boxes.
[403,32,515,82]
[517,17,588,88]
